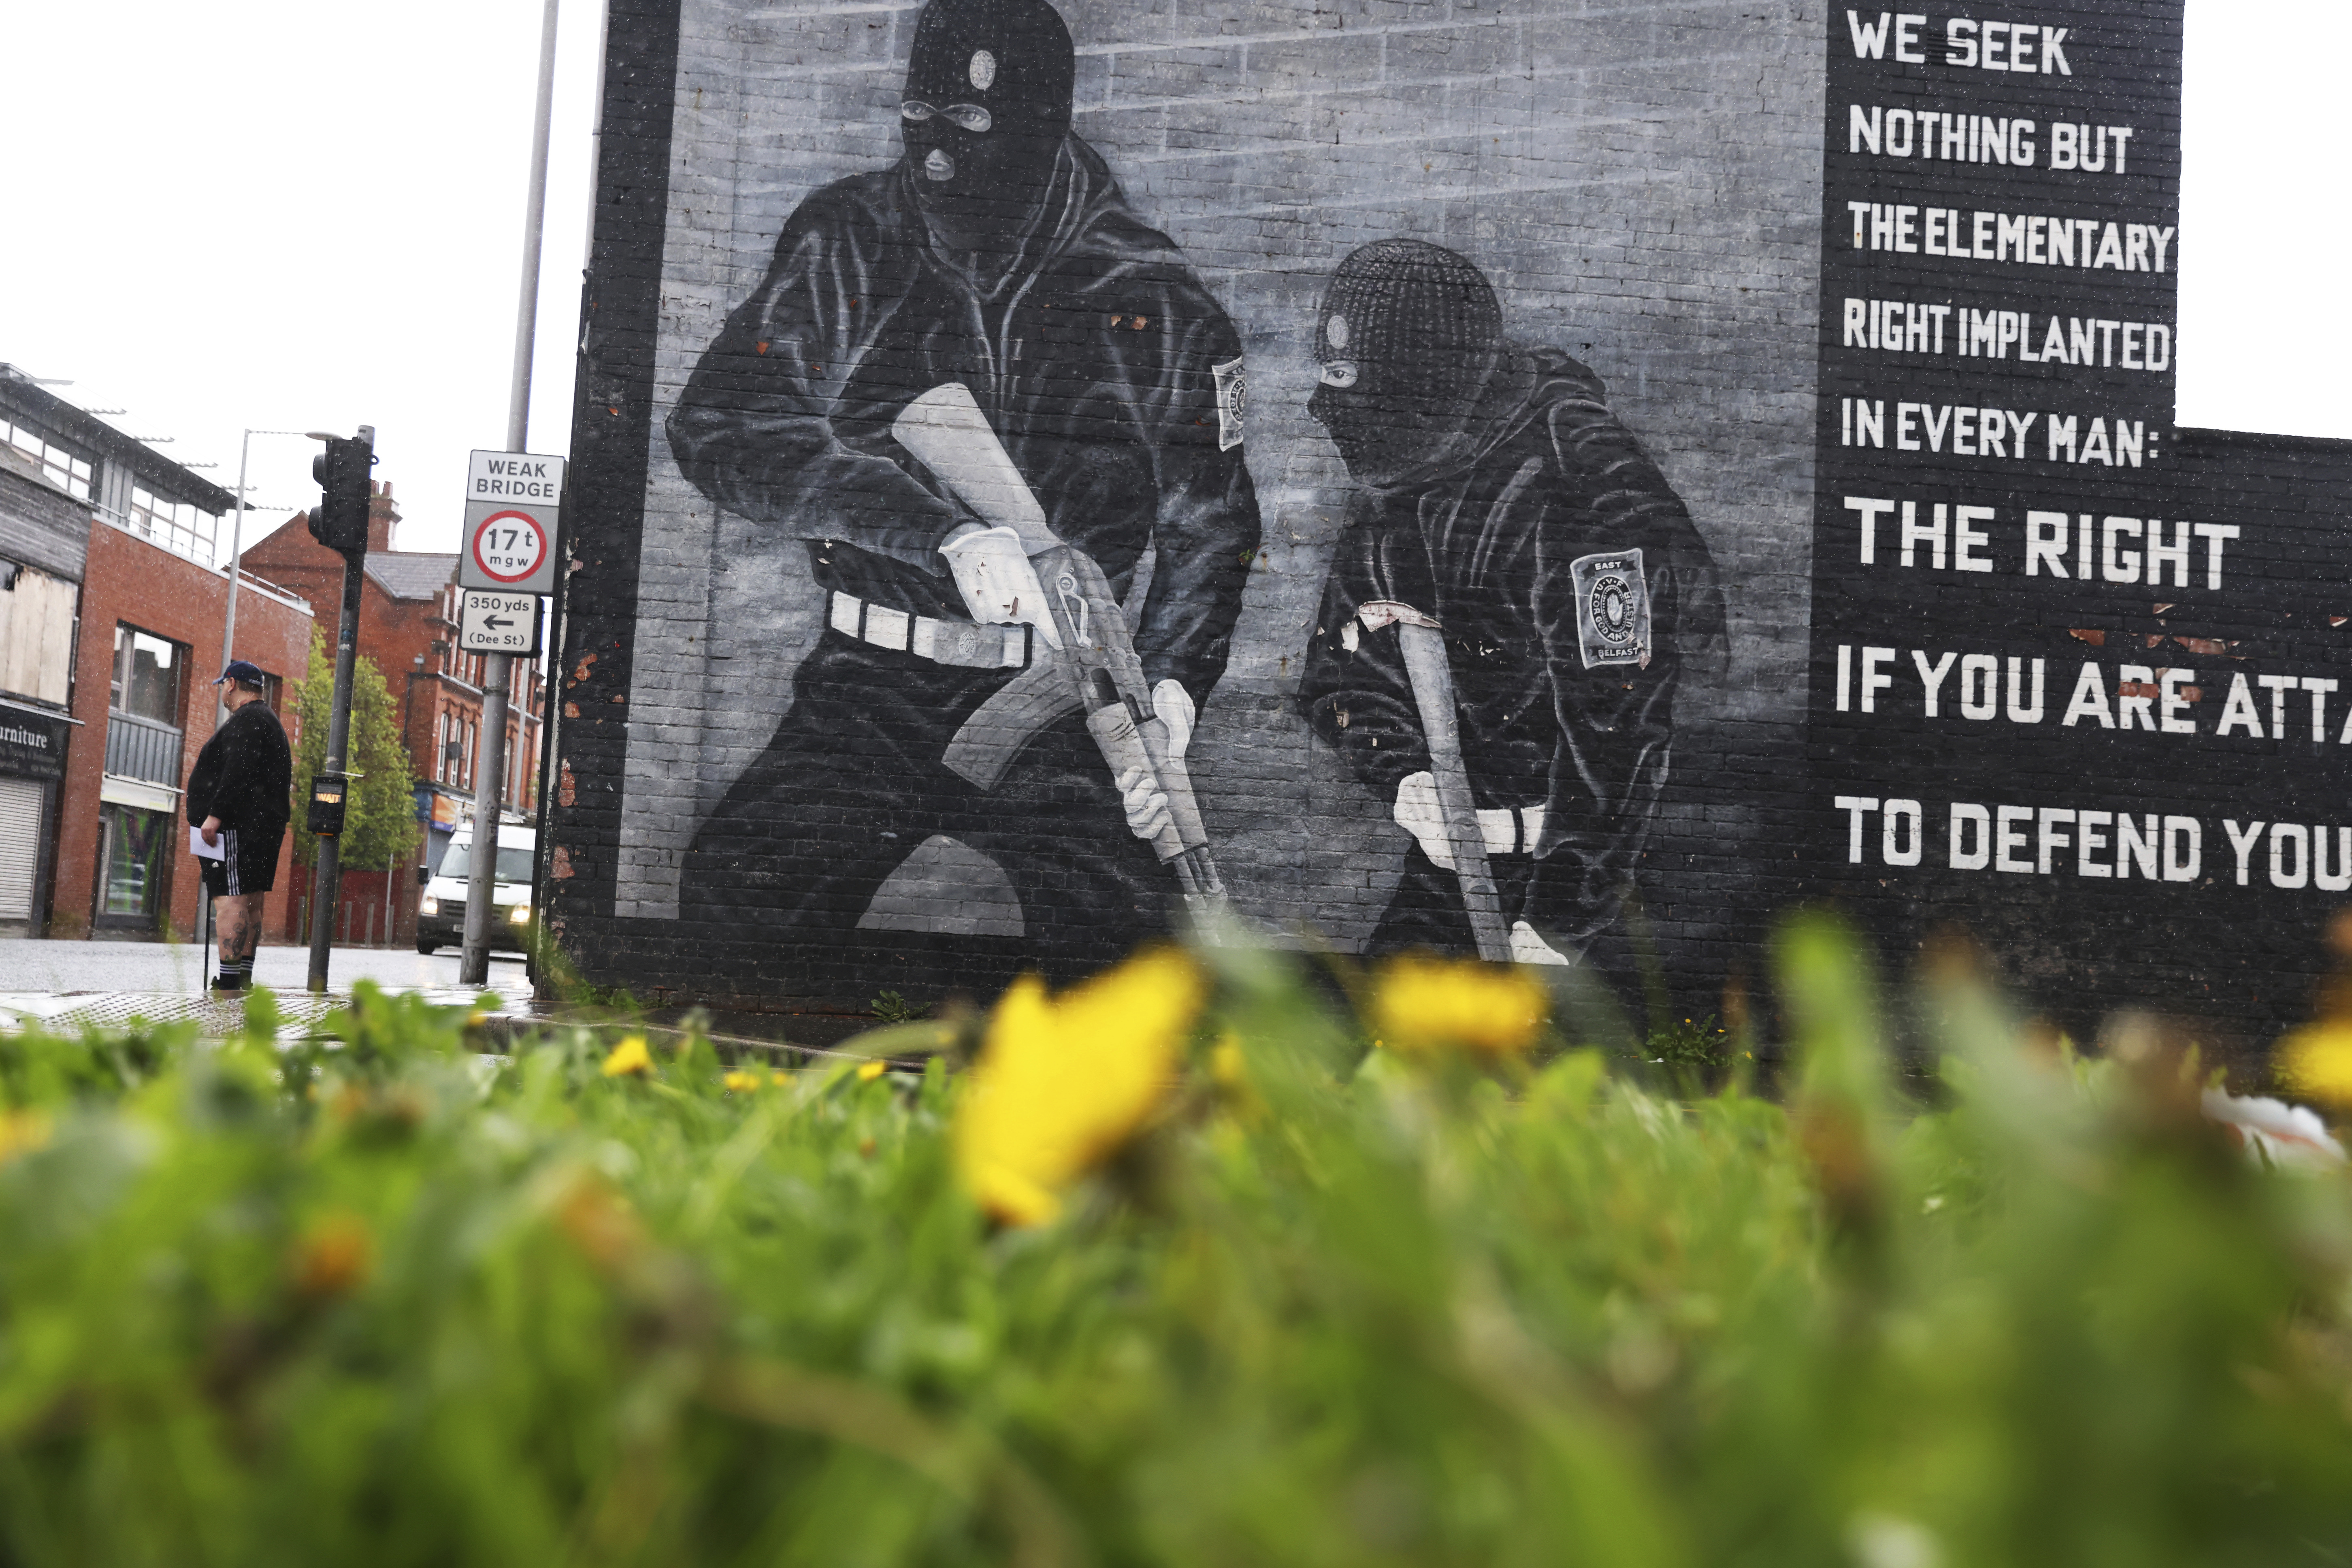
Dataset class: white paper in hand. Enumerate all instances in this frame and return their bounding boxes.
[190,825,224,861]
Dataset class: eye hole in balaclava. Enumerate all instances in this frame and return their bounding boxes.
[1308,239,1504,486]
[900,0,1074,251]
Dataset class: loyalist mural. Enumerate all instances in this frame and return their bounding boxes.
[548,0,2347,1055]
[664,0,1259,964]
[561,0,1816,1005]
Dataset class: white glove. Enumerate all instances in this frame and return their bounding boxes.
[1151,679,1195,760]
[1510,920,1574,966]
[1116,765,1174,842]
[938,524,1059,647]
[1393,771,1453,869]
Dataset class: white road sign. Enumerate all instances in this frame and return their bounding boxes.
[458,589,543,656]
[457,450,565,593]
[467,449,564,505]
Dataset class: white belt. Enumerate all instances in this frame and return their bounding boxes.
[1476,805,1547,856]
[829,591,1030,670]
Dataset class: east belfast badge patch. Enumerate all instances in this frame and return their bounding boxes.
[1570,549,1652,669]
[1212,356,1247,451]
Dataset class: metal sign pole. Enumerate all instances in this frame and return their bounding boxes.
[218,429,253,730]
[461,0,562,990]
[217,428,314,730]
[307,540,369,993]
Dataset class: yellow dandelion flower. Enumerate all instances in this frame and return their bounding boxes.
[954,948,1205,1226]
[722,1069,766,1093]
[601,1035,653,1078]
[1209,1033,1249,1089]
[554,1174,646,1273]
[1207,1032,1264,1123]
[1372,953,1548,1060]
[0,1108,51,1165]
[2276,1019,2352,1108]
[857,1059,888,1083]
[290,1211,374,1299]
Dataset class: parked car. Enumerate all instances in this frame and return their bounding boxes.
[416,822,536,955]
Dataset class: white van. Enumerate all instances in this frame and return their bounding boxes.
[416,821,537,955]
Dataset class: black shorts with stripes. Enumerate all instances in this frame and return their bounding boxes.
[200,823,285,899]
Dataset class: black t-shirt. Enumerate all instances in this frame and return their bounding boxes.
[665,136,1263,705]
[185,701,293,830]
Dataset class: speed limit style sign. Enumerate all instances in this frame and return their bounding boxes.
[457,450,565,595]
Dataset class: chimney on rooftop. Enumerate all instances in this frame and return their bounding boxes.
[369,479,398,553]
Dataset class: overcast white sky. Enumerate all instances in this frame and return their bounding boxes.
[0,2,2343,564]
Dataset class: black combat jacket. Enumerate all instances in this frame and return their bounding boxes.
[1297,347,1725,942]
[667,136,1261,705]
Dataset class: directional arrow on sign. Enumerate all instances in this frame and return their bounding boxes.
[457,589,545,655]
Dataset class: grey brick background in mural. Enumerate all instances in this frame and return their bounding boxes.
[609,0,1822,967]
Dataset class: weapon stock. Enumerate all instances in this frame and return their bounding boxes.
[892,385,1225,908]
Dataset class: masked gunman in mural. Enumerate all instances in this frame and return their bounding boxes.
[1298,240,1724,964]
[666,0,1261,960]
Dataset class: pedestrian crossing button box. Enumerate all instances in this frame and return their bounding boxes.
[308,772,349,837]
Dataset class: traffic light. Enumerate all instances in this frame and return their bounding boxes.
[307,429,376,553]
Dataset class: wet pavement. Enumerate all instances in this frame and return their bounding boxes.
[0,939,535,1036]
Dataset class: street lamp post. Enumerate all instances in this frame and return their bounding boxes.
[459,0,564,988]
[218,427,315,726]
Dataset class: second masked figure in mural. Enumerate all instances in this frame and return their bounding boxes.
[1298,240,1726,963]
[667,0,1261,959]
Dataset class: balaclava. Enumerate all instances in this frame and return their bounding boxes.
[1308,239,1505,485]
[901,0,1076,253]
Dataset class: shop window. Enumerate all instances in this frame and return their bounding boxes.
[98,805,168,922]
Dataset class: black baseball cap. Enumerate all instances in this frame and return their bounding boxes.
[212,659,267,686]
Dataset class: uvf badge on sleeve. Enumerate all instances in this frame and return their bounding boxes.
[1570,549,1651,669]
[1212,356,1246,451]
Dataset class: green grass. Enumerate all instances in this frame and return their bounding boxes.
[0,916,2344,1566]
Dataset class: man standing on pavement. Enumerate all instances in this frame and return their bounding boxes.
[186,660,292,993]
[667,0,1260,963]
[1297,240,1725,963]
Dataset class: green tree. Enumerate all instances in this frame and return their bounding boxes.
[291,628,418,874]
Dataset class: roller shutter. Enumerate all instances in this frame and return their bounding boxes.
[0,776,42,922]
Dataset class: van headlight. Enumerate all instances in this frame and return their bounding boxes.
[509,905,531,925]
[420,896,439,916]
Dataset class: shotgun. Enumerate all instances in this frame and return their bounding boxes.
[1395,620,1512,962]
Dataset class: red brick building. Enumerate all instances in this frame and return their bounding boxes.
[48,495,315,942]
[242,485,543,887]
[1,364,320,942]
[5,364,541,949]
[0,443,87,936]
